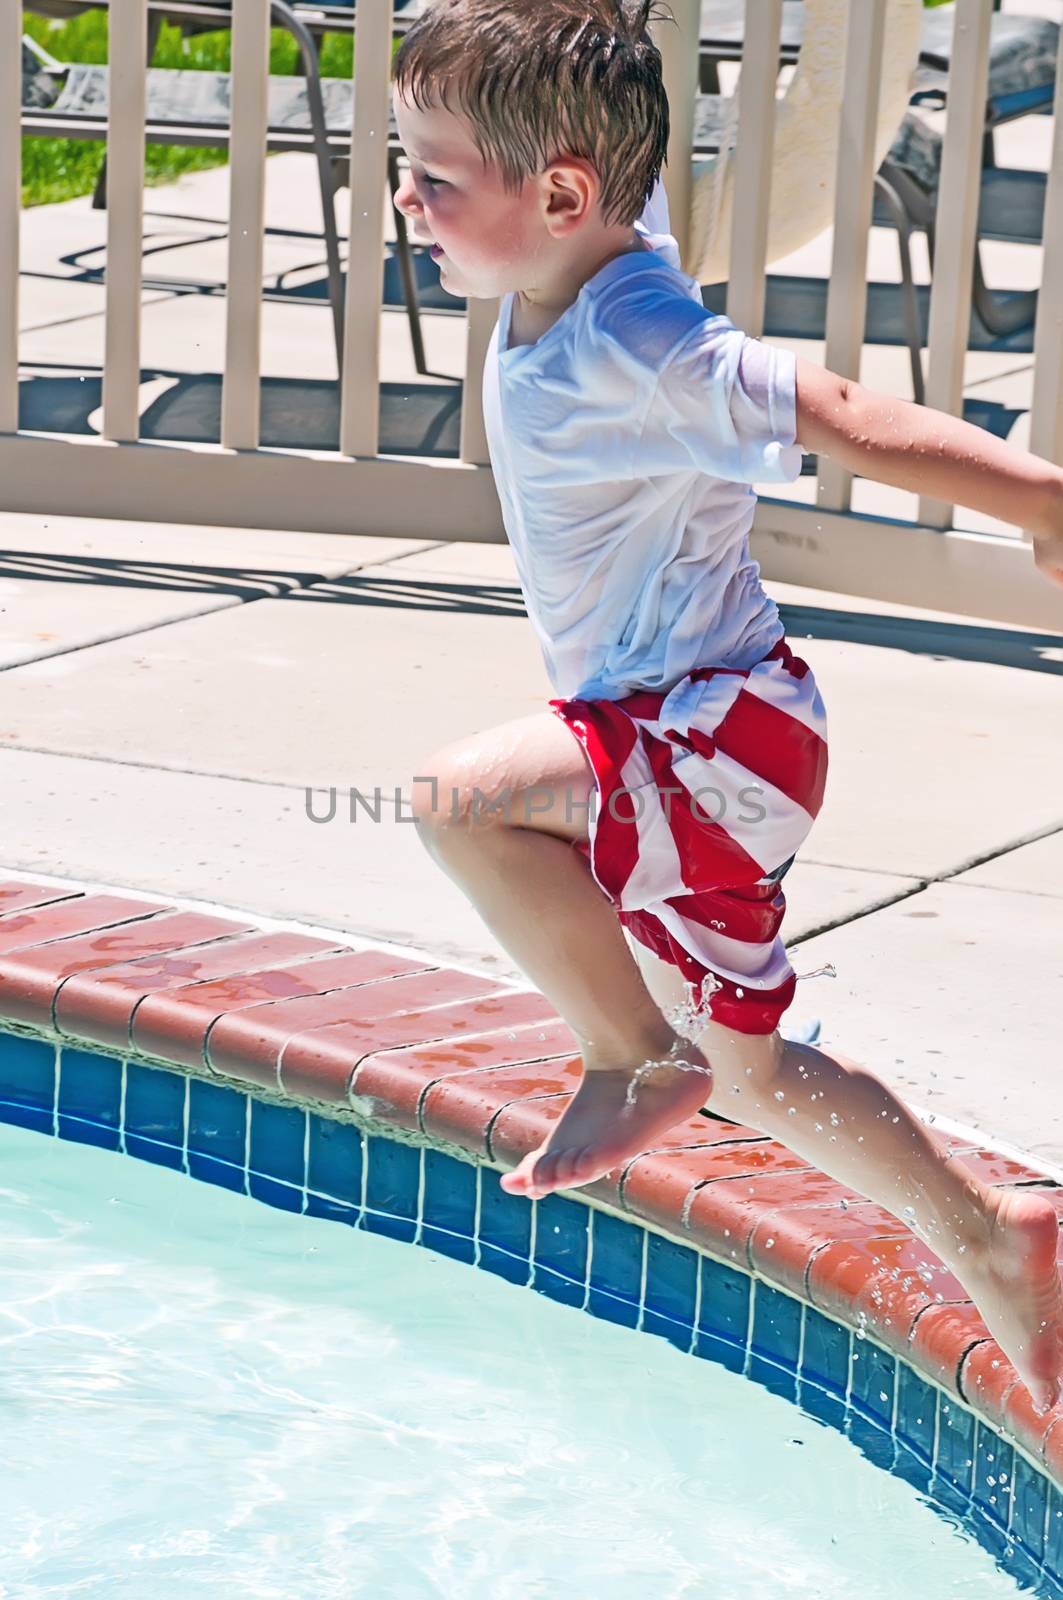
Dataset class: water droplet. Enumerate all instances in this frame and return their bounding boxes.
[774,1089,785,1101]
[765,1237,775,1248]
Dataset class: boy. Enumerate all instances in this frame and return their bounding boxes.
[391,0,1063,1412]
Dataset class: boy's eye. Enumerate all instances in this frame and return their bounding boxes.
[422,173,446,188]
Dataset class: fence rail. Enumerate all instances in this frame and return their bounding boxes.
[4,0,1063,630]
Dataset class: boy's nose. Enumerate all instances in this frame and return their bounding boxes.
[393,166,421,221]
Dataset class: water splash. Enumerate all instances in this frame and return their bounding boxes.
[624,1034,715,1107]
[659,972,724,1043]
[795,962,837,982]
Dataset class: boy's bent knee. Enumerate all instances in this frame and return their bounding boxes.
[409,756,510,840]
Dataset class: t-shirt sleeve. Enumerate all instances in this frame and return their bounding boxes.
[639,312,805,485]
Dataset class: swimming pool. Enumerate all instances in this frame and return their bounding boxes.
[0,1036,1060,1599]
[0,1113,1051,1599]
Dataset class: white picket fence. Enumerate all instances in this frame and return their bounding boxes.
[3,0,1062,628]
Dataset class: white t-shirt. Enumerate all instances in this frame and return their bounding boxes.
[480,179,806,702]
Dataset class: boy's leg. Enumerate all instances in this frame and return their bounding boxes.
[411,711,719,1183]
[629,940,1063,1415]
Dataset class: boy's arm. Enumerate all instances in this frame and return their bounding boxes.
[793,356,1063,588]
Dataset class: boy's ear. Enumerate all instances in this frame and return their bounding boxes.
[539,157,601,234]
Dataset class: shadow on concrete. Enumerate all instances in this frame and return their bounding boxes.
[0,554,1058,666]
[777,602,1063,674]
[18,364,462,456]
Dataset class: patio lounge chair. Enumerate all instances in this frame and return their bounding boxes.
[20,0,430,376]
[694,0,1057,405]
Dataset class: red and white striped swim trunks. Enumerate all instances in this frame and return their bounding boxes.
[549,637,829,1036]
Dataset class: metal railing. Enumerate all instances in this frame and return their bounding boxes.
[3,0,1063,628]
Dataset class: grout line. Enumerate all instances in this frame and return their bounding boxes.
[789,818,1063,945]
[118,1059,128,1157]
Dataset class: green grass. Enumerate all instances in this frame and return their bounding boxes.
[21,10,357,208]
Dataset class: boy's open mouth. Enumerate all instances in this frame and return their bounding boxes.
[429,244,445,260]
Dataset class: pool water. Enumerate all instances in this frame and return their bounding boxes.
[0,1120,1041,1599]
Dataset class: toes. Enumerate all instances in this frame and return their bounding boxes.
[500,1151,542,1195]
[1030,1377,1060,1416]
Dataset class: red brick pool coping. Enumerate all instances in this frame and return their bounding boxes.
[1,875,1061,1486]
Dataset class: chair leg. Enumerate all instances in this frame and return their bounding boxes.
[874,172,925,406]
[970,240,1037,337]
[388,152,427,376]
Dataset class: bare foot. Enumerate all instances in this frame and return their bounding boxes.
[958,1187,1063,1415]
[499,1039,714,1200]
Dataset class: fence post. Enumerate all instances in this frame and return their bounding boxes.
[221,0,270,451]
[917,0,993,531]
[101,0,148,443]
[0,0,19,434]
[340,0,393,458]
[1029,23,1063,483]
[817,0,889,512]
[653,0,699,273]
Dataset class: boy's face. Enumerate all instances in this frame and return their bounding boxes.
[392,90,553,299]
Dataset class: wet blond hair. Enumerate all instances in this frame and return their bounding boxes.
[393,0,671,228]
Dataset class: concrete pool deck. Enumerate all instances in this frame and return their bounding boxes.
[0,515,1060,1177]
[3,110,1062,1179]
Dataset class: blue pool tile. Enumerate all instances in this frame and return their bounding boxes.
[800,1307,851,1399]
[935,1396,977,1496]
[188,1151,247,1194]
[478,1241,530,1286]
[748,1353,797,1404]
[364,1135,419,1226]
[478,1168,532,1259]
[588,1287,640,1329]
[248,1171,303,1213]
[892,1444,933,1500]
[848,1412,897,1474]
[932,1472,973,1519]
[966,1506,1011,1569]
[697,1256,749,1346]
[532,1263,584,1309]
[125,1133,184,1172]
[1009,1453,1047,1562]
[973,1422,1014,1528]
[895,1361,937,1465]
[307,1115,362,1208]
[59,1112,121,1151]
[996,1534,1047,1595]
[188,1079,248,1167]
[420,1224,476,1265]
[0,1034,55,1132]
[589,1211,642,1307]
[750,1282,801,1371]
[533,1193,588,1284]
[362,1205,417,1244]
[1045,1486,1063,1583]
[644,1235,698,1329]
[249,1100,306,1188]
[848,1339,896,1428]
[124,1061,185,1151]
[642,1308,693,1354]
[693,1329,745,1375]
[422,1148,476,1240]
[797,1378,846,1434]
[304,1192,360,1227]
[57,1047,121,1148]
